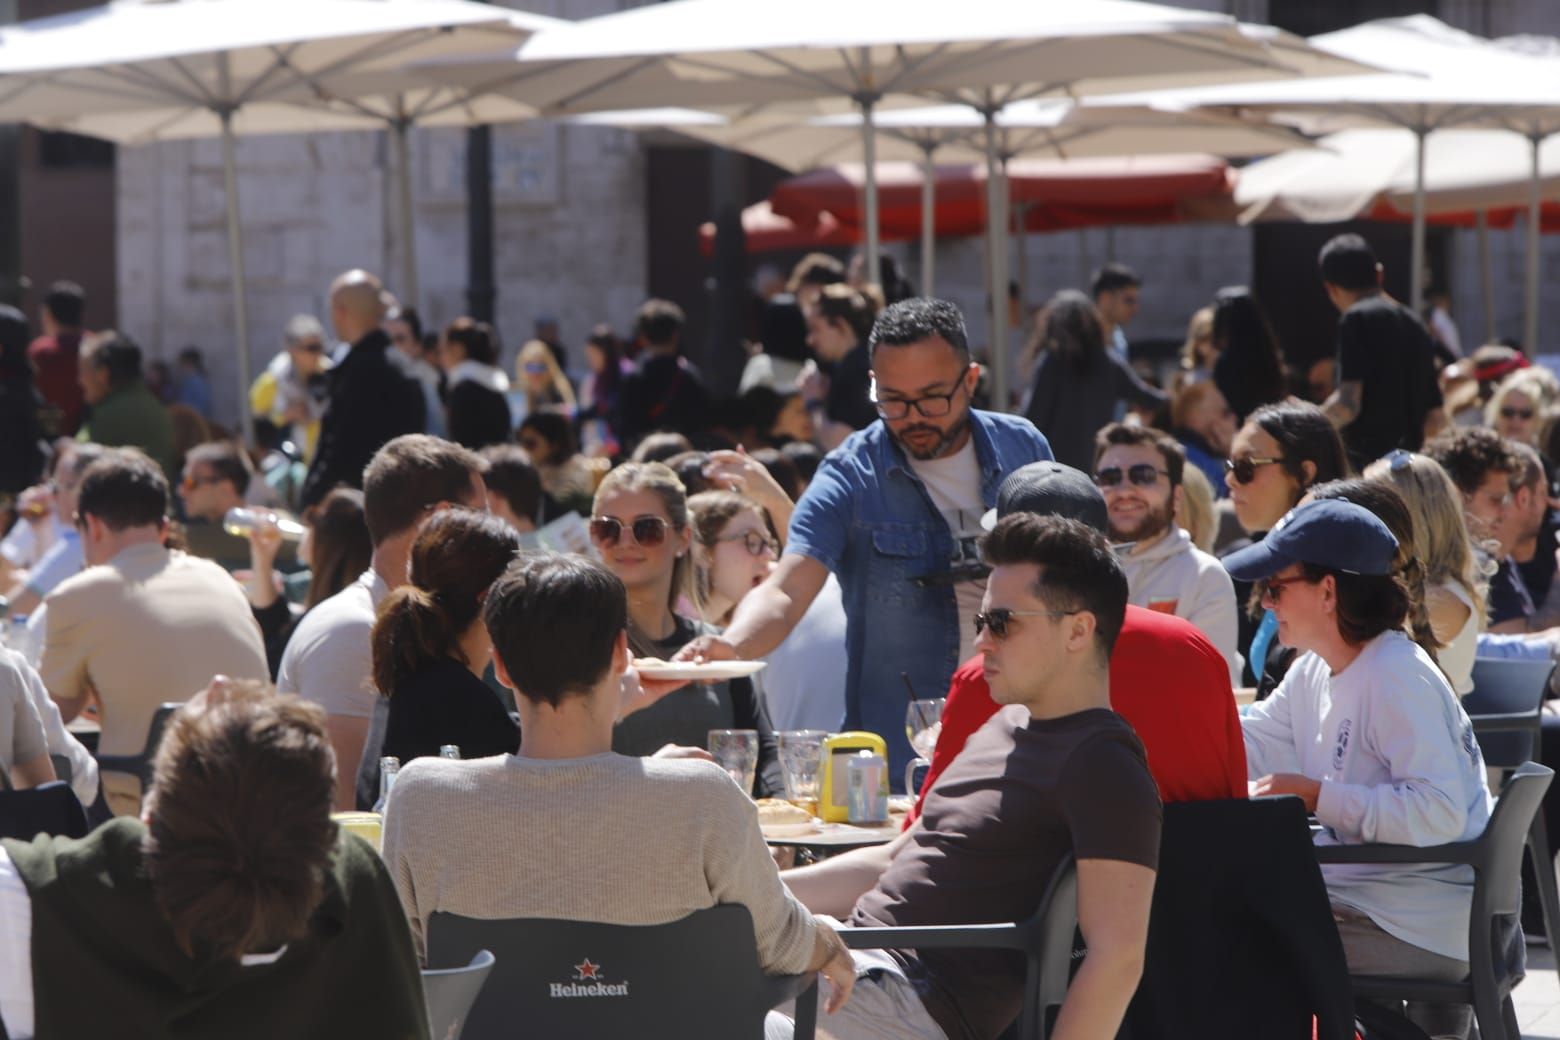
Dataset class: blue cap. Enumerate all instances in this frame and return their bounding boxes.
[1222,499,1398,581]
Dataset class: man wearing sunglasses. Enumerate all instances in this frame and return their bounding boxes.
[1095,423,1240,685]
[680,298,1052,784]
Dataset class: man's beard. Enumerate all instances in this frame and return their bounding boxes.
[1110,498,1174,544]
[894,413,971,461]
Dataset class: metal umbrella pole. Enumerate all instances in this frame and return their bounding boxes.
[1476,210,1495,344]
[1526,133,1542,354]
[217,54,254,445]
[983,98,1009,410]
[392,107,420,308]
[1410,125,1427,316]
[919,139,937,296]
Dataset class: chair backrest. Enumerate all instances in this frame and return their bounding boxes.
[1464,658,1553,768]
[1472,762,1553,924]
[427,904,799,1040]
[1026,854,1078,1031]
[94,702,182,790]
[0,781,89,841]
[422,949,496,1040]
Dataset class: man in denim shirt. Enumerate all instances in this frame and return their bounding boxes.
[683,299,1051,782]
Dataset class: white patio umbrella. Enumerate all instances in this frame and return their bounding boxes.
[426,0,1366,406]
[0,0,551,438]
[1127,15,1560,347]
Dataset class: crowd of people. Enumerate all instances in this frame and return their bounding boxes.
[0,227,1551,1040]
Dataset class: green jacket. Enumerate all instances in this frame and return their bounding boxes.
[3,818,429,1040]
[77,381,176,480]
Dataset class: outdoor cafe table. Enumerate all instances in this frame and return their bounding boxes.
[763,821,901,851]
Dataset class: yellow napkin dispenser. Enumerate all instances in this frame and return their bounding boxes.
[819,731,888,823]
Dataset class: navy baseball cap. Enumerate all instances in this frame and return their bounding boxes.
[981,461,1108,533]
[1222,499,1398,582]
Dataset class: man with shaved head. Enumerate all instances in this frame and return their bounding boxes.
[300,269,427,507]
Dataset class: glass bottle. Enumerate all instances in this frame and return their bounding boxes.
[372,756,400,813]
[223,506,306,540]
[439,745,462,760]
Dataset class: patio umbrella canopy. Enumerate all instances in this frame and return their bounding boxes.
[0,0,551,438]
[416,0,1368,406]
[696,203,857,258]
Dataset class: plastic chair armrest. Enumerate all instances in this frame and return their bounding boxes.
[1312,841,1478,866]
[839,922,1028,951]
[1469,712,1541,734]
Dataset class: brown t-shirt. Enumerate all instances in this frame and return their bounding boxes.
[849,704,1162,1040]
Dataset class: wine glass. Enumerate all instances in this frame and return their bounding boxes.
[904,698,945,794]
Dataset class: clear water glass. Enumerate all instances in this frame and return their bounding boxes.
[777,729,828,813]
[709,729,760,795]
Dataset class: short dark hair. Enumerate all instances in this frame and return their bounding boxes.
[868,297,970,361]
[361,435,482,545]
[815,283,876,344]
[780,441,822,485]
[786,253,846,295]
[386,305,423,344]
[1249,400,1351,491]
[145,682,336,962]
[479,443,544,524]
[1090,263,1141,299]
[77,448,169,530]
[981,514,1128,663]
[1423,426,1519,496]
[484,554,627,707]
[631,431,693,464]
[1318,233,1380,292]
[82,330,144,386]
[635,298,685,348]
[1509,441,1546,492]
[43,280,85,328]
[185,441,252,495]
[443,317,497,366]
[1094,422,1186,487]
[517,411,576,467]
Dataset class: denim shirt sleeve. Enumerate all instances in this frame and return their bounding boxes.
[786,453,853,573]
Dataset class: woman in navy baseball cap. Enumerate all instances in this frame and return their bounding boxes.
[1227,497,1492,1039]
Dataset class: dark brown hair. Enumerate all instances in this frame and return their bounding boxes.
[371,509,520,696]
[814,283,876,344]
[77,448,169,531]
[304,488,372,611]
[479,444,543,525]
[484,554,627,707]
[1249,400,1351,491]
[443,316,497,366]
[981,514,1128,663]
[361,434,482,545]
[1093,421,1186,487]
[1423,426,1518,496]
[185,441,253,495]
[143,681,337,962]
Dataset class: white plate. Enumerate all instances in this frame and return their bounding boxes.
[634,659,768,682]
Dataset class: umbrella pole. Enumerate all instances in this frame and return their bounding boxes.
[920,141,936,297]
[1526,134,1542,354]
[860,93,880,289]
[1410,127,1427,317]
[1013,197,1028,326]
[393,115,420,310]
[984,106,1009,411]
[1477,210,1495,345]
[217,105,253,447]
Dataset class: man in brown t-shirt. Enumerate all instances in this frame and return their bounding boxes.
[784,514,1162,1040]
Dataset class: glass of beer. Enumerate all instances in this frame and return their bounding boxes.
[778,729,827,817]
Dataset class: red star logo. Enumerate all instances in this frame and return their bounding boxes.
[574,959,601,981]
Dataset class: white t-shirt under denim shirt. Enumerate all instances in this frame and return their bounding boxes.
[906,438,986,665]
[1241,630,1492,961]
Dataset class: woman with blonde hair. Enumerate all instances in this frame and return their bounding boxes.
[590,462,782,795]
[1176,464,1218,553]
[1486,368,1558,448]
[1363,450,1487,696]
[516,338,577,416]
[1180,305,1216,376]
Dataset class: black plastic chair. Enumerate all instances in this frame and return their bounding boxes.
[422,948,495,1040]
[791,855,1078,1040]
[426,903,817,1040]
[94,701,181,798]
[0,780,88,841]
[1313,760,1554,1040]
[1463,657,1560,973]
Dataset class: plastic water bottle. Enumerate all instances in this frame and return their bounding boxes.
[372,757,400,813]
[223,506,306,540]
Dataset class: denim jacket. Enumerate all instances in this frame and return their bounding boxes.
[786,411,1052,785]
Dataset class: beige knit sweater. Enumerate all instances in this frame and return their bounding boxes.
[381,752,819,974]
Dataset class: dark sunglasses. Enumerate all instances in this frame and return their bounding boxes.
[715,530,779,557]
[1094,464,1168,490]
[1502,407,1535,421]
[1261,574,1316,604]
[589,515,670,548]
[973,607,1075,640]
[297,341,325,354]
[1225,456,1284,485]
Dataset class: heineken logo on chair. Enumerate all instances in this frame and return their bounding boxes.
[549,958,630,998]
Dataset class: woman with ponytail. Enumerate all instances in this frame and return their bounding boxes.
[374,508,521,765]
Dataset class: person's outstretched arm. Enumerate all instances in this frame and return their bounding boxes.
[679,553,829,663]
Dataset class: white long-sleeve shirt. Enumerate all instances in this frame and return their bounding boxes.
[1242,630,1491,961]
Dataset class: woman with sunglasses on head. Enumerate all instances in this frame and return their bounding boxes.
[1221,400,1350,694]
[1021,289,1167,472]
[689,491,848,733]
[592,463,783,796]
[1363,452,1488,697]
[1229,499,1490,1040]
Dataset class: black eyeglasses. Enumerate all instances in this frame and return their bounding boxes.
[1502,407,1535,421]
[973,607,1076,640]
[715,530,779,557]
[1225,456,1285,485]
[589,515,670,548]
[1094,464,1168,490]
[872,380,968,421]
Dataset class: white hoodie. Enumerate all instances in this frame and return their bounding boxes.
[1119,527,1242,685]
[1243,631,1492,961]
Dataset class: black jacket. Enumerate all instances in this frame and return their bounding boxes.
[300,330,426,508]
[446,378,514,451]
[1123,796,1355,1040]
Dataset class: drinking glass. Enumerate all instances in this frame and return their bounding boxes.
[777,730,828,816]
[709,729,760,795]
[904,698,945,795]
